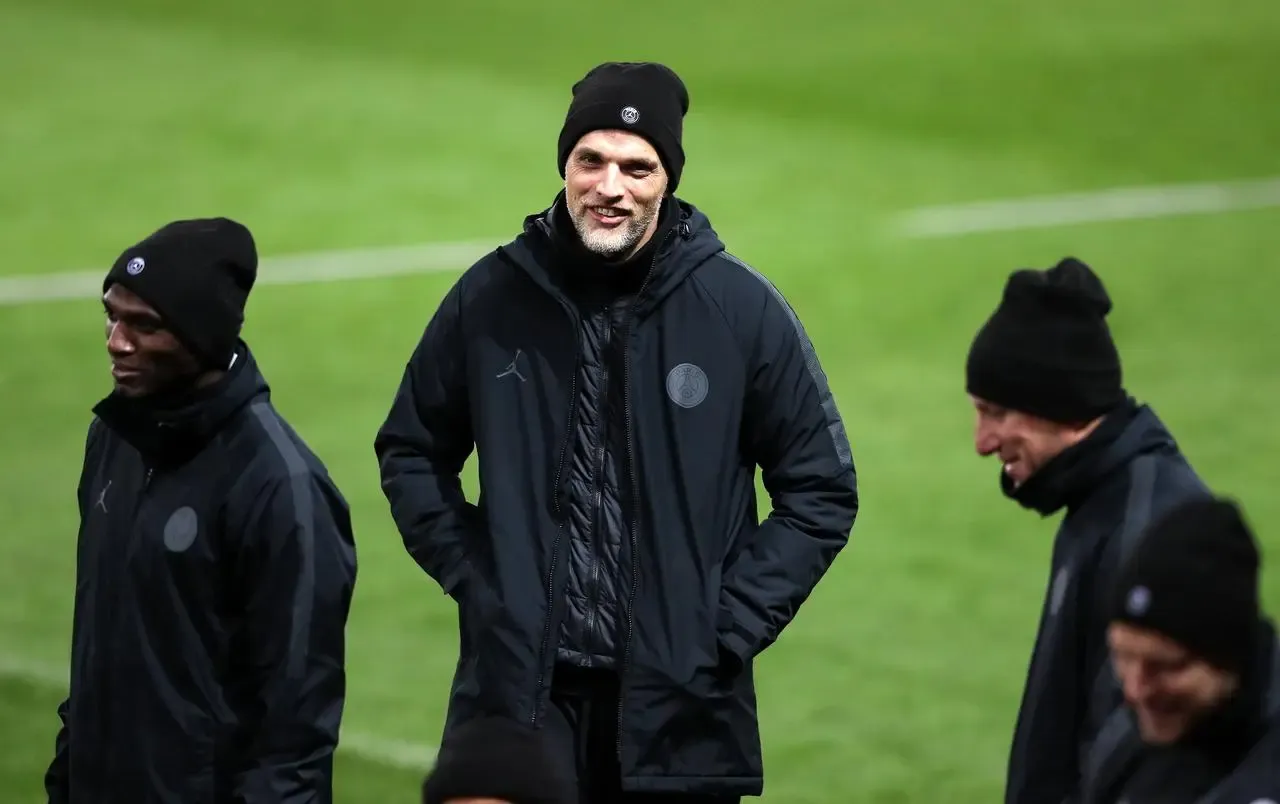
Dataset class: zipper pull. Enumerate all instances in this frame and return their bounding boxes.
[144,468,154,489]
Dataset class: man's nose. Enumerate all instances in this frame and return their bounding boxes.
[596,165,623,197]
[107,322,135,355]
[975,427,999,457]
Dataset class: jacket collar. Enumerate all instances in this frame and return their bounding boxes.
[1004,398,1178,516]
[92,340,269,466]
[498,191,726,319]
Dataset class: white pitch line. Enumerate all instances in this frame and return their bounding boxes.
[896,175,1280,238]
[7,175,1279,305]
[0,239,501,306]
[0,652,437,772]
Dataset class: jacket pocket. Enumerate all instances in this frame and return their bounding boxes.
[455,565,510,698]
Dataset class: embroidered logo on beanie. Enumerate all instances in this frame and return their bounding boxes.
[1125,585,1151,616]
[621,105,640,124]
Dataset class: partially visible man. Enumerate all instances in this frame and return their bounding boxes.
[421,716,575,804]
[964,257,1211,804]
[376,61,858,800]
[1081,495,1279,802]
[45,218,358,803]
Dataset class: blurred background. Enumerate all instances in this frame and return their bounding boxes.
[2,0,1278,801]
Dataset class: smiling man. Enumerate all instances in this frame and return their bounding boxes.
[964,257,1211,804]
[1080,495,1280,802]
[375,61,859,801]
[45,218,358,804]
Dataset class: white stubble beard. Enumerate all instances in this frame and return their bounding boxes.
[570,201,660,260]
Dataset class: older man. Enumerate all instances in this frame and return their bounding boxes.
[376,61,858,801]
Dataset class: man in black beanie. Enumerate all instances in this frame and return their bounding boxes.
[964,257,1211,804]
[554,61,689,261]
[377,61,857,802]
[1078,496,1280,803]
[100,216,258,396]
[421,717,575,804]
[44,218,359,804]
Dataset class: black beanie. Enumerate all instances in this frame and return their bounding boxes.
[557,61,690,193]
[965,256,1124,423]
[103,217,257,369]
[1110,496,1262,673]
[422,717,574,804]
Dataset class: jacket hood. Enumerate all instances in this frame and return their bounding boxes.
[497,191,726,317]
[92,340,270,464]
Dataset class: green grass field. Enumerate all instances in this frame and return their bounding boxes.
[2,0,1279,800]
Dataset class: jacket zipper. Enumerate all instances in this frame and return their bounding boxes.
[105,463,152,750]
[616,224,679,761]
[132,466,154,523]
[532,302,582,726]
[583,306,612,659]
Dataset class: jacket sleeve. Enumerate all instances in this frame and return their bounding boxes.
[717,284,859,669]
[373,279,479,597]
[230,471,357,804]
[47,418,105,804]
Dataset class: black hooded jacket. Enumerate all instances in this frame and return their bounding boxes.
[1002,399,1210,804]
[1080,619,1280,804]
[374,193,859,796]
[45,344,358,804]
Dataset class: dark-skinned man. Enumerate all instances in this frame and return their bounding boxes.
[45,217,358,804]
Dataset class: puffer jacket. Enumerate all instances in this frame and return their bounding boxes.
[557,291,632,667]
